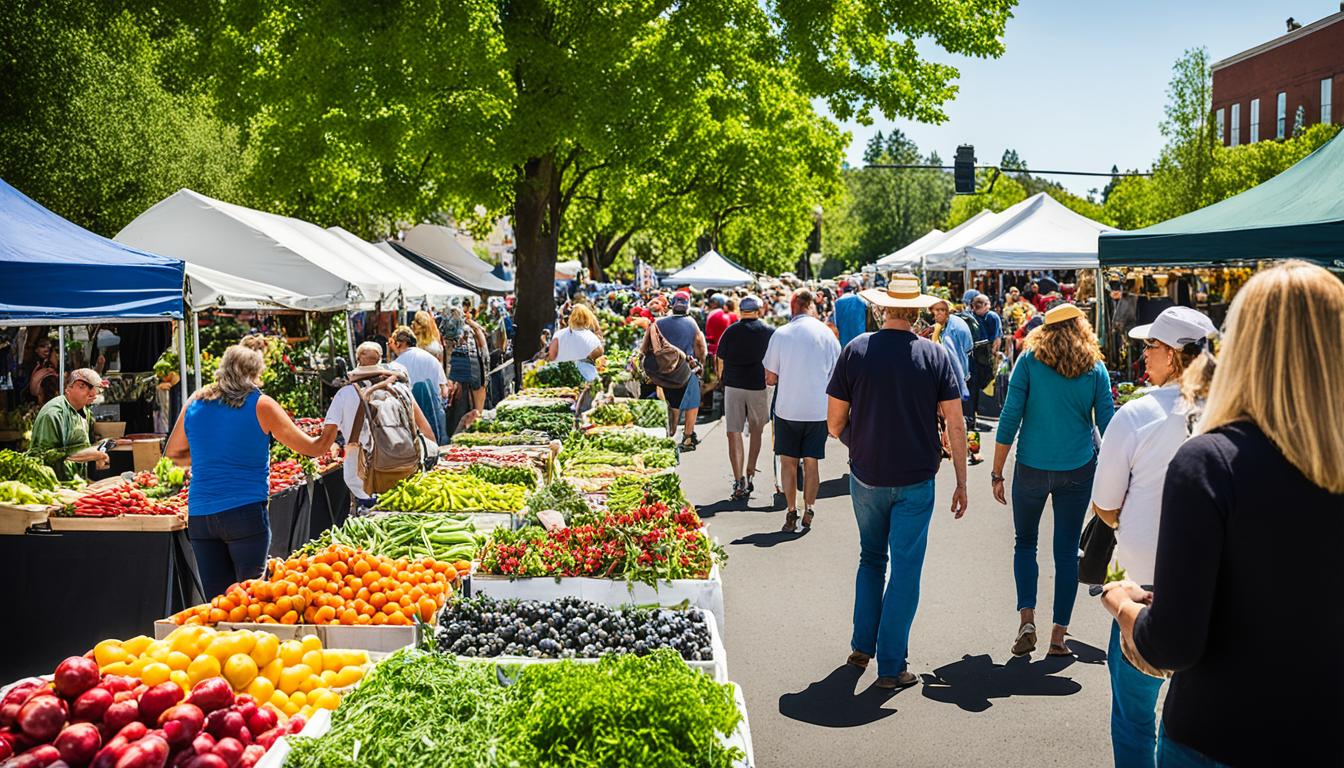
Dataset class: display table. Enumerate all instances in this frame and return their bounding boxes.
[0,526,199,681]
[266,484,307,558]
[307,467,350,543]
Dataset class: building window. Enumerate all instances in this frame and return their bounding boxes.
[1215,107,1225,143]
[1230,103,1241,146]
[1277,92,1287,138]
[1250,99,1259,143]
[1324,79,1334,126]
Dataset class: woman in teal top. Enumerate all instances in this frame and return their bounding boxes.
[166,343,334,599]
[990,304,1113,659]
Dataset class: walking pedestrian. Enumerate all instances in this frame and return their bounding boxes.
[963,293,1002,431]
[165,345,337,598]
[826,274,968,688]
[389,326,451,444]
[1089,307,1217,768]
[1101,262,1344,767]
[655,292,706,450]
[715,295,774,500]
[763,288,840,531]
[547,304,605,382]
[833,284,867,347]
[991,303,1113,658]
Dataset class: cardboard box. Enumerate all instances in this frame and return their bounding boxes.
[130,438,163,472]
[93,421,126,439]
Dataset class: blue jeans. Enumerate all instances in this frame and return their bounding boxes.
[188,501,271,599]
[1010,457,1094,626]
[849,476,936,676]
[1157,726,1230,767]
[1110,620,1164,768]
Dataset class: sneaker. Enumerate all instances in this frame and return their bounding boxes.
[730,479,749,501]
[875,671,919,689]
[745,474,755,493]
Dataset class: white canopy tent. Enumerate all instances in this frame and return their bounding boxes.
[661,250,753,289]
[962,193,1114,270]
[401,224,513,293]
[922,208,1013,271]
[326,226,475,303]
[554,259,583,279]
[184,263,347,311]
[874,229,947,270]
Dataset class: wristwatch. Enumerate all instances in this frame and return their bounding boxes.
[990,473,1005,483]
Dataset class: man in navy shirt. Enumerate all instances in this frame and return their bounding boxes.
[966,293,1002,431]
[827,274,968,691]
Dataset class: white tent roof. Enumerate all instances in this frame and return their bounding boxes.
[554,259,582,278]
[184,263,347,311]
[922,208,1012,271]
[874,229,947,270]
[963,193,1116,270]
[401,224,513,293]
[116,189,365,304]
[326,227,475,302]
[661,250,753,289]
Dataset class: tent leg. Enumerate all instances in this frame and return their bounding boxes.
[178,320,189,409]
[1095,268,1105,345]
[346,313,356,365]
[963,268,972,297]
[58,327,65,387]
[192,312,203,392]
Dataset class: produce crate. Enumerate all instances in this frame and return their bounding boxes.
[47,513,185,532]
[471,563,726,630]
[0,502,54,535]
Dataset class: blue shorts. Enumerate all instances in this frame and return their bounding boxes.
[774,416,827,459]
[680,372,701,410]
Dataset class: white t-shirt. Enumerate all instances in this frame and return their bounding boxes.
[552,327,601,381]
[391,347,447,392]
[324,378,419,501]
[1090,384,1191,585]
[762,315,841,422]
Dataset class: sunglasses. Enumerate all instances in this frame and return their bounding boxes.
[1142,340,1164,350]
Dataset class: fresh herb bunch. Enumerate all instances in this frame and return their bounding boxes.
[436,595,713,661]
[523,479,591,522]
[605,473,687,515]
[283,647,510,768]
[495,650,743,768]
[0,450,59,491]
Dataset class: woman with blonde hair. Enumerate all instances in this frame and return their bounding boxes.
[165,345,335,598]
[992,303,1114,658]
[1089,306,1218,768]
[411,310,444,362]
[547,303,605,382]
[1102,261,1344,766]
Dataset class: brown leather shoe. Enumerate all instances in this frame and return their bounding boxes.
[781,510,799,533]
[846,651,871,669]
[875,671,919,689]
[1011,622,1037,657]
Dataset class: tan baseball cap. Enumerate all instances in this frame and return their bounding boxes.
[67,368,108,389]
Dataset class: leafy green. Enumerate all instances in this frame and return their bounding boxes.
[0,450,59,491]
[523,479,591,522]
[535,362,584,388]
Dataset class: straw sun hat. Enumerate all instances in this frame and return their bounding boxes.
[859,274,943,309]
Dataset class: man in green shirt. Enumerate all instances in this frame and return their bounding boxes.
[29,368,109,481]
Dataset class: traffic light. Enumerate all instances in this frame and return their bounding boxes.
[954,145,976,194]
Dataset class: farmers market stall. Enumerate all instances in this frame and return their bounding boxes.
[661,249,754,290]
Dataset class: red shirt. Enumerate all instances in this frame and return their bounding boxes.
[705,309,737,355]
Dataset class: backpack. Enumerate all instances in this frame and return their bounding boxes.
[957,309,995,367]
[641,319,692,389]
[348,374,425,495]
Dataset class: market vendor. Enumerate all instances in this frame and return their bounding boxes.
[29,368,110,481]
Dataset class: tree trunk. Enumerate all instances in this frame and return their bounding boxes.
[512,153,560,363]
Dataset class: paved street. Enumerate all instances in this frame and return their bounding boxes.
[680,416,1120,768]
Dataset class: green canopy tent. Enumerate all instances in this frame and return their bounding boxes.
[1099,129,1344,268]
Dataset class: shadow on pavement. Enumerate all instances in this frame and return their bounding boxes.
[778,665,905,727]
[1065,638,1107,665]
[919,653,1082,713]
[816,474,851,500]
[730,530,809,548]
[697,498,777,518]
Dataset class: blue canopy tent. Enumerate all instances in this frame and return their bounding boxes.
[0,178,185,323]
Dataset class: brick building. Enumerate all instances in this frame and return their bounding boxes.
[1211,9,1344,146]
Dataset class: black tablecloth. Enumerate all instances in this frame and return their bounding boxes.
[0,528,199,681]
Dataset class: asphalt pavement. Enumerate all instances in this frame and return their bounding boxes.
[679,415,1122,768]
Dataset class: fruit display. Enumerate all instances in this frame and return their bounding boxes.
[292,418,324,438]
[436,447,534,468]
[295,513,482,563]
[603,473,687,515]
[450,430,549,447]
[282,648,743,768]
[0,450,59,491]
[267,460,308,495]
[0,480,60,507]
[374,470,528,514]
[0,655,305,768]
[587,400,667,429]
[479,501,722,584]
[91,626,369,720]
[435,595,714,662]
[170,545,462,627]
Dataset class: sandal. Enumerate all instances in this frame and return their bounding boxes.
[875,671,919,689]
[1011,622,1037,657]
[745,471,756,493]
[730,480,749,501]
[680,436,697,452]
[781,509,799,533]
[1047,642,1074,657]
[846,651,871,670]
[801,508,815,530]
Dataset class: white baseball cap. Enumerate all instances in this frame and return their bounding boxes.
[1129,306,1217,350]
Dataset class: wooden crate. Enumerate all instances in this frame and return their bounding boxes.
[48,514,185,532]
[0,503,53,535]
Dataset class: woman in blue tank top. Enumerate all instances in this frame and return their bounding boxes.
[165,344,334,599]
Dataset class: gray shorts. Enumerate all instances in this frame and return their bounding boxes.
[724,386,770,433]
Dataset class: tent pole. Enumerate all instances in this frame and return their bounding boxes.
[1095,267,1105,345]
[345,313,356,365]
[58,327,65,387]
[177,320,189,411]
[192,312,203,392]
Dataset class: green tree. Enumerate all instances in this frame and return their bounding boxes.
[1150,47,1216,220]
[945,169,1026,228]
[0,6,250,236]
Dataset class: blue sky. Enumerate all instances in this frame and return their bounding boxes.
[833,0,1342,197]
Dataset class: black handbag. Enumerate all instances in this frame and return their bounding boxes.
[1077,514,1116,585]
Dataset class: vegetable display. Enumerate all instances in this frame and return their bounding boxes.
[587,400,667,429]
[479,501,721,585]
[92,626,368,720]
[0,657,305,768]
[559,428,675,458]
[463,463,536,489]
[513,387,579,400]
[523,480,591,522]
[467,408,574,441]
[295,514,482,564]
[604,473,687,514]
[532,361,584,388]
[375,470,528,513]
[450,430,549,447]
[436,447,533,468]
[282,648,742,768]
[0,480,59,507]
[68,485,171,517]
[170,545,463,627]
[0,450,59,491]
[436,595,713,661]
